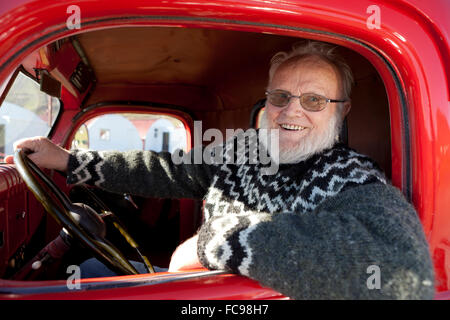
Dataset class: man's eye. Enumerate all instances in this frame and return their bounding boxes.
[308,95,320,102]
[271,93,288,102]
[273,92,288,98]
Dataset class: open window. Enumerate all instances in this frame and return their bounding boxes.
[0,70,61,161]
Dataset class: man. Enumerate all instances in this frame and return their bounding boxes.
[6,41,435,299]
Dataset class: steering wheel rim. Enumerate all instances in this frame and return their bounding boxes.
[75,184,154,273]
[14,148,152,276]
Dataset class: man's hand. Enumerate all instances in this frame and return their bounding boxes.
[168,234,204,272]
[4,136,70,171]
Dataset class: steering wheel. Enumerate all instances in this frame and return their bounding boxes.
[14,149,155,275]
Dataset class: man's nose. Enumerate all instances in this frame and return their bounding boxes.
[281,97,305,117]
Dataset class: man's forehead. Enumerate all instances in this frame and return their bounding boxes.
[278,55,338,75]
[270,55,340,91]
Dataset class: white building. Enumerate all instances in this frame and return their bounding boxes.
[0,102,50,155]
[87,114,142,151]
[145,118,187,153]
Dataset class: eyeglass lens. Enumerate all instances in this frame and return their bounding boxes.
[267,91,326,111]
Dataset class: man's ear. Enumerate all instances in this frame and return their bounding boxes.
[343,101,351,117]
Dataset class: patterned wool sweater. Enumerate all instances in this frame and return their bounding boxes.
[66,139,435,299]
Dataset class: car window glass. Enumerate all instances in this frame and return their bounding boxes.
[0,71,61,160]
[71,112,188,153]
[0,71,13,99]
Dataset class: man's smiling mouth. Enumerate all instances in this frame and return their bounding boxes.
[279,123,306,131]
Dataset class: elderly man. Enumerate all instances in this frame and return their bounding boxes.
[7,41,434,299]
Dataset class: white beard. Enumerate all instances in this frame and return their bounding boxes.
[259,109,343,164]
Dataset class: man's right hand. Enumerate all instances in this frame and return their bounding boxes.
[4,136,70,172]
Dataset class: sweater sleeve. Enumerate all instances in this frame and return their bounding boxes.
[196,183,435,299]
[66,147,215,199]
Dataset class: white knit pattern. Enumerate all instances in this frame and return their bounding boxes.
[202,145,386,274]
[238,214,269,276]
[71,152,94,184]
[94,151,106,187]
[71,151,106,186]
[204,213,240,269]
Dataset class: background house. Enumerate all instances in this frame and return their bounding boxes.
[87,114,143,151]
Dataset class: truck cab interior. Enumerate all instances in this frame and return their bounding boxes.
[0,26,392,283]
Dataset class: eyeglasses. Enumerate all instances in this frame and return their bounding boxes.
[265,89,347,112]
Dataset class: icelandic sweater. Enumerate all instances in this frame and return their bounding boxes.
[66,138,435,299]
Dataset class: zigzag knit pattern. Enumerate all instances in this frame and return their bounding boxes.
[199,142,387,275]
[67,150,106,187]
[203,143,386,219]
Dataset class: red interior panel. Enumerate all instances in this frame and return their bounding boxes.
[0,165,44,277]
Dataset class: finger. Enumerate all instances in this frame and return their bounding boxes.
[27,152,41,165]
[4,150,35,165]
[13,136,46,153]
[11,137,48,167]
[4,155,14,164]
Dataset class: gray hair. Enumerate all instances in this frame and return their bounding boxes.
[268,41,354,100]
